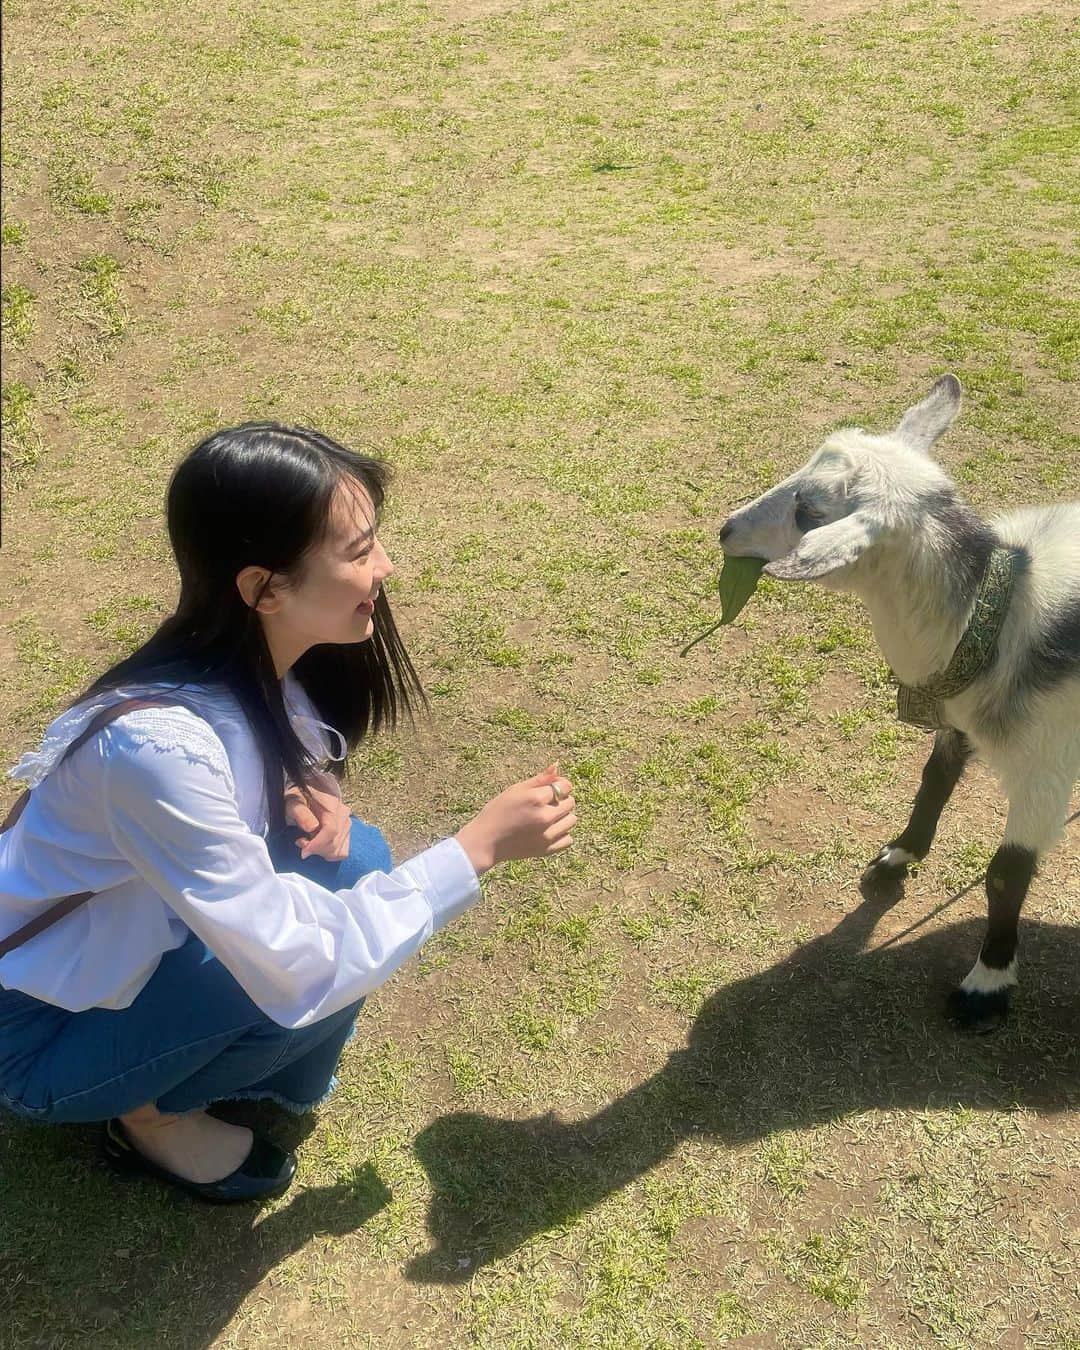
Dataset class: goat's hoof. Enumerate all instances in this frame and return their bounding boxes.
[947,986,1009,1034]
[859,845,914,895]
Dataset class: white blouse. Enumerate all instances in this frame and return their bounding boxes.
[0,677,480,1028]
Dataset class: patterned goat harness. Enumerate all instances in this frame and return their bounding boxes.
[895,546,1017,731]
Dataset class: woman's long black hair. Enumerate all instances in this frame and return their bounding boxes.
[78,423,425,830]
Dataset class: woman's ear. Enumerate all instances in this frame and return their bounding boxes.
[236,565,282,613]
[764,511,882,581]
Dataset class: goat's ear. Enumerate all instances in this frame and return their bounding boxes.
[894,374,962,454]
[764,512,881,581]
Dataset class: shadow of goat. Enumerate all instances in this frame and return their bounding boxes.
[408,893,1079,1282]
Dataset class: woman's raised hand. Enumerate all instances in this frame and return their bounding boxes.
[455,764,577,876]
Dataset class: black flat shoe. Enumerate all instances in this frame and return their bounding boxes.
[100,1117,297,1204]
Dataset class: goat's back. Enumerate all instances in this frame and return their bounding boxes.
[995,501,1080,613]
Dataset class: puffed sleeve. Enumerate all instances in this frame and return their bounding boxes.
[100,717,480,1028]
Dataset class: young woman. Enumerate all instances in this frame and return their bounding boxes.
[0,424,576,1203]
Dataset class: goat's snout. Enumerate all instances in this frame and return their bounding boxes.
[717,518,735,545]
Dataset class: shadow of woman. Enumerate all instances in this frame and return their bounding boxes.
[1,1105,392,1348]
[407,894,1079,1282]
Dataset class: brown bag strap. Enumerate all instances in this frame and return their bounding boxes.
[0,889,96,959]
[0,697,181,959]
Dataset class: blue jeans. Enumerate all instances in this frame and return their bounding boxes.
[0,817,392,1124]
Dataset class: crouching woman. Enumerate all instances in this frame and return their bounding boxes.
[0,424,576,1203]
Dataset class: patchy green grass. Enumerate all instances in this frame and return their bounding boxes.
[2,0,1078,1347]
[0,379,42,479]
[75,254,128,340]
[1,281,36,348]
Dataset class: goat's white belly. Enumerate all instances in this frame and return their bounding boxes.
[948,676,1080,854]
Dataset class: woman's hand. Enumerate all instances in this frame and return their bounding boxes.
[284,773,352,862]
[455,764,577,876]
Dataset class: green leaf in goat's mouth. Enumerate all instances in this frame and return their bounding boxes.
[680,555,767,656]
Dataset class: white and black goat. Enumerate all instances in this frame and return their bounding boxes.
[719,375,1080,1030]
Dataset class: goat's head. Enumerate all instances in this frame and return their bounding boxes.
[718,375,963,586]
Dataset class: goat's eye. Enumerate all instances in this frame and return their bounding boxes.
[795,496,825,531]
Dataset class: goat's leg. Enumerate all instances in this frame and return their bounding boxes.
[946,844,1036,1032]
[861,729,972,889]
[947,779,1071,1032]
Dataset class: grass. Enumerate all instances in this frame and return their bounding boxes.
[0,379,42,479]
[2,0,1079,1347]
[75,254,128,340]
[1,281,35,348]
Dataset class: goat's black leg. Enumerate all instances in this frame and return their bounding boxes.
[861,729,972,890]
[947,844,1037,1032]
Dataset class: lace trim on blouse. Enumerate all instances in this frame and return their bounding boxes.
[8,680,347,791]
[8,684,239,789]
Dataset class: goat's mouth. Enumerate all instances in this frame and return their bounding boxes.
[720,546,772,565]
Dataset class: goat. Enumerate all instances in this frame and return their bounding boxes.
[718,375,1080,1031]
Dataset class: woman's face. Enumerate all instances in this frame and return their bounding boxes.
[257,479,394,665]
